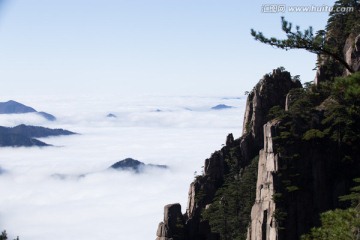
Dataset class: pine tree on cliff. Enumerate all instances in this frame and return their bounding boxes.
[327,0,360,45]
[251,16,354,73]
[251,0,360,74]
[325,0,360,76]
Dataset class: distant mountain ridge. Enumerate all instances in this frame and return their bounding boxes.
[211,104,234,110]
[0,100,36,113]
[110,158,168,173]
[0,124,76,147]
[51,159,167,180]
[106,113,117,118]
[0,100,56,121]
[37,112,56,121]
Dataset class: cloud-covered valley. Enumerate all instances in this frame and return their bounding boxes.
[0,95,244,240]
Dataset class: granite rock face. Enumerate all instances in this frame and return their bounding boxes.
[204,151,224,182]
[247,120,280,240]
[242,68,301,148]
[155,65,357,240]
[344,33,360,75]
[155,68,301,240]
[156,204,185,240]
[247,102,360,240]
[285,92,295,111]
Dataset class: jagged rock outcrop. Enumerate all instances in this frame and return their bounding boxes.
[247,120,280,240]
[156,9,360,238]
[242,68,301,148]
[155,68,301,240]
[156,204,186,240]
[183,138,232,240]
[186,182,196,219]
[204,151,224,182]
[247,100,360,240]
[225,133,234,146]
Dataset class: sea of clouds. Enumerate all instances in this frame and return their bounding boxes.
[0,95,245,240]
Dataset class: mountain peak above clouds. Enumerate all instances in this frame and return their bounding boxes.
[110,158,168,173]
[0,124,77,147]
[211,104,234,110]
[0,100,56,121]
[0,100,36,114]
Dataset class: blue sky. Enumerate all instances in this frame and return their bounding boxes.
[0,0,336,97]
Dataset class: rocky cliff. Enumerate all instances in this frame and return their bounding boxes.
[247,120,280,240]
[242,69,301,148]
[156,204,186,240]
[156,6,360,239]
[315,32,360,85]
[344,33,360,75]
[155,68,301,240]
[247,78,360,239]
[156,67,360,240]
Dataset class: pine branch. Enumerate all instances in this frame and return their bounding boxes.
[251,17,355,73]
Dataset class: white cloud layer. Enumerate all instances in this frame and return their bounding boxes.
[0,95,245,240]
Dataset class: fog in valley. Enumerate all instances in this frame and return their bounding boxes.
[0,95,244,239]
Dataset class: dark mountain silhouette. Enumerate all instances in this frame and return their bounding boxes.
[0,100,56,121]
[0,100,36,113]
[0,131,49,147]
[37,112,56,121]
[9,124,75,138]
[211,104,234,110]
[0,124,76,147]
[106,113,117,118]
[110,158,168,173]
